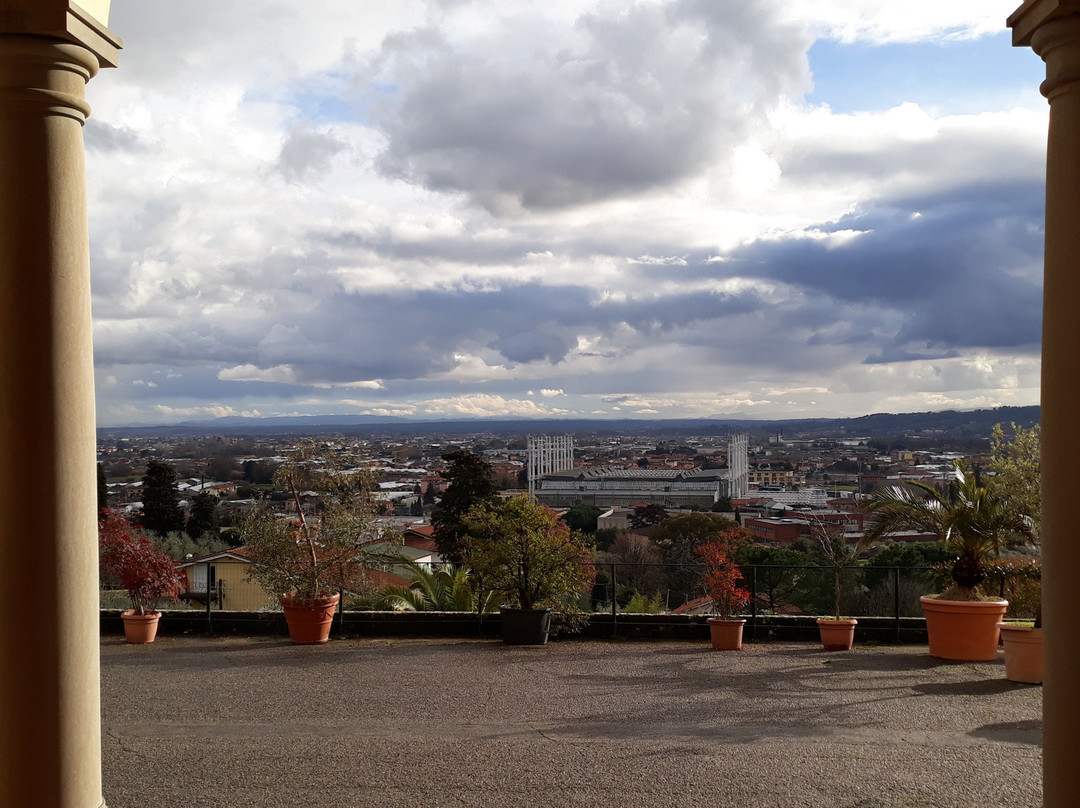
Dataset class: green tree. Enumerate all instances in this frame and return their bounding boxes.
[710,496,733,513]
[866,540,954,589]
[186,492,220,540]
[628,503,668,529]
[988,422,1041,541]
[140,460,184,536]
[563,504,602,533]
[242,459,278,485]
[735,544,809,614]
[431,450,499,565]
[155,529,229,563]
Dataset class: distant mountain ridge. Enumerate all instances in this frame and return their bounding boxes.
[97,405,1040,440]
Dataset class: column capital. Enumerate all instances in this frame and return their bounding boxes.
[1009,0,1080,46]
[1010,1,1080,99]
[0,1,121,68]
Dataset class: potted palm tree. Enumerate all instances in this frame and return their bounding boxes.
[99,510,185,644]
[239,442,395,644]
[864,462,1032,661]
[462,494,594,645]
[697,528,750,651]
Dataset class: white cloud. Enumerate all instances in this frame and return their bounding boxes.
[782,1,1017,44]
[150,404,262,419]
[421,394,567,418]
[84,0,1044,424]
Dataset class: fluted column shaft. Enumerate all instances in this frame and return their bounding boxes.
[1009,3,1080,806]
[0,36,105,808]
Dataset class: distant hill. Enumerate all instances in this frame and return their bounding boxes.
[97,405,1039,441]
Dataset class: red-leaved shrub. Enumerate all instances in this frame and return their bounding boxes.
[99,510,185,615]
[697,529,750,618]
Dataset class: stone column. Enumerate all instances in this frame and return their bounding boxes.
[1009,2,1080,806]
[0,3,119,807]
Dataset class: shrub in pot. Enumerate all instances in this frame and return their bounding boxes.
[238,442,396,644]
[987,423,1043,683]
[99,510,185,643]
[864,461,1033,661]
[462,494,594,645]
[697,528,750,651]
[810,520,876,651]
[989,558,1043,683]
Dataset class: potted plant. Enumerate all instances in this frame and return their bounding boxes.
[462,494,594,645]
[238,442,394,644]
[864,461,1032,661]
[810,519,874,651]
[99,510,184,644]
[697,528,750,651]
[988,423,1043,684]
[993,557,1043,684]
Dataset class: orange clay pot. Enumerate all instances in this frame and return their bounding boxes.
[997,623,1043,684]
[817,618,858,651]
[121,610,161,644]
[279,593,340,645]
[919,596,1008,661]
[707,617,745,651]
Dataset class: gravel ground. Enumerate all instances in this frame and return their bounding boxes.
[101,637,1042,808]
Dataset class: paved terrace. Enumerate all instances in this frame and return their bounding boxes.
[101,637,1042,808]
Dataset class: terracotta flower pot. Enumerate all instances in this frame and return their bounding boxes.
[121,610,161,644]
[707,617,745,650]
[279,593,340,645]
[919,596,1008,661]
[817,618,857,651]
[997,623,1043,684]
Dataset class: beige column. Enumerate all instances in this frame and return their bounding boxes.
[1009,2,1080,806]
[0,3,119,807]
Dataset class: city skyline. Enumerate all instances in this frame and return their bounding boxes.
[88,1,1046,426]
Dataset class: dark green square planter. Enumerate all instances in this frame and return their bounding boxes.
[500,607,553,645]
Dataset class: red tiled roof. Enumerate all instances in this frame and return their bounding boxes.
[671,595,712,615]
[360,569,411,589]
[403,525,438,552]
[405,536,437,552]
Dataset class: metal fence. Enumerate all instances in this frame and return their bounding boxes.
[100,560,1040,630]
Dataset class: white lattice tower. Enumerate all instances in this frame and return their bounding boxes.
[527,434,575,500]
[728,432,749,498]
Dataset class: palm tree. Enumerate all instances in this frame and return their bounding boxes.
[863,462,1032,598]
[371,563,491,612]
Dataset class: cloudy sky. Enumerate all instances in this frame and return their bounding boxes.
[87,1,1047,426]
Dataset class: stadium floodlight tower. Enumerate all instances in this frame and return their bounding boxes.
[527,434,575,500]
[727,432,749,498]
